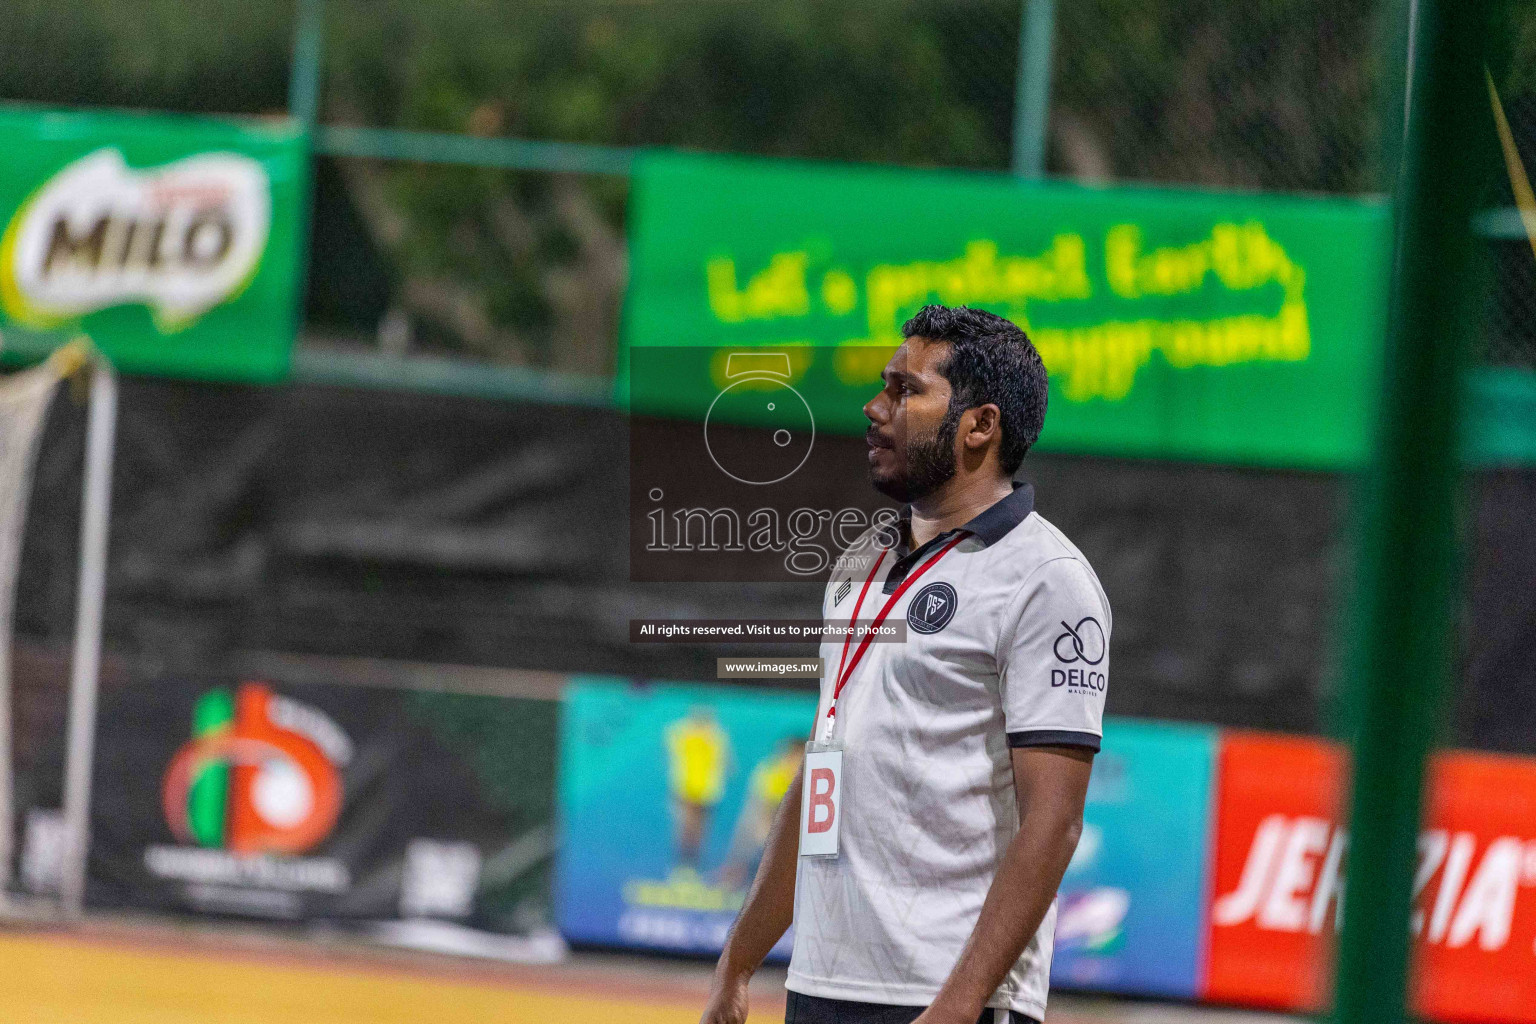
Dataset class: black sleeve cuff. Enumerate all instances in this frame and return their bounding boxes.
[1007,729,1101,752]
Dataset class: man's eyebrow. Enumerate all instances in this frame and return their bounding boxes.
[882,367,909,385]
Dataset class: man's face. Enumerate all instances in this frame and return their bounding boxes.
[863,337,959,503]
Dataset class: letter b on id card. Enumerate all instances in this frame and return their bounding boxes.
[799,745,842,858]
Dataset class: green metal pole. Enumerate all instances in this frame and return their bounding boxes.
[314,125,636,176]
[1011,0,1056,178]
[289,0,325,128]
[1332,0,1494,1021]
[286,0,325,373]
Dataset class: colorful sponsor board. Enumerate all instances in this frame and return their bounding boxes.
[0,104,305,381]
[556,678,814,958]
[163,682,345,857]
[1203,734,1536,1022]
[555,679,1215,990]
[1054,719,1215,998]
[555,683,1536,1021]
[623,152,1391,467]
[82,675,554,928]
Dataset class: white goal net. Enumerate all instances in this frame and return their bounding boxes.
[0,341,112,917]
[0,349,77,900]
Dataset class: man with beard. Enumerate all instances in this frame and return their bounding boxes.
[700,305,1110,1024]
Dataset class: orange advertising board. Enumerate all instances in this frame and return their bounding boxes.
[1203,734,1536,1023]
[1413,752,1536,1023]
[1203,731,1345,1009]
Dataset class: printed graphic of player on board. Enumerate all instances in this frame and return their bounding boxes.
[717,736,804,890]
[665,706,733,872]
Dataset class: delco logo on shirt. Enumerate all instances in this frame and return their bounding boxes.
[1051,667,1106,692]
[1052,616,1105,691]
[0,148,271,330]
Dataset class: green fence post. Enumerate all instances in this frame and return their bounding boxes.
[290,0,325,128]
[1011,0,1056,178]
[1332,0,1493,1022]
[286,0,325,374]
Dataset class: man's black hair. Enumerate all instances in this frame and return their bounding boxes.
[900,304,1048,475]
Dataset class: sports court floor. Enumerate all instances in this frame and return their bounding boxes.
[0,918,1302,1024]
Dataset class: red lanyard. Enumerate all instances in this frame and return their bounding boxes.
[821,531,967,740]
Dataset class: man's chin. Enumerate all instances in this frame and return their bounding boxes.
[870,464,957,504]
[870,469,913,503]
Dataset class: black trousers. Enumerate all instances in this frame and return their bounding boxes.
[785,991,1042,1024]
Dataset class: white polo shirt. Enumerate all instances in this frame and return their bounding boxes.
[787,483,1110,1019]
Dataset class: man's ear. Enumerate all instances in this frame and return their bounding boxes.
[963,403,1003,449]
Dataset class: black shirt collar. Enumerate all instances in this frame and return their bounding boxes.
[883,482,1035,593]
[952,481,1036,548]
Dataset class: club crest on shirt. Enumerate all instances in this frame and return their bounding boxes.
[906,581,958,634]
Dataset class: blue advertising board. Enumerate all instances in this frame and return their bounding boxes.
[556,678,816,957]
[1051,718,1217,998]
[557,681,1216,998]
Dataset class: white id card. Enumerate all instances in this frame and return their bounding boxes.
[799,742,843,858]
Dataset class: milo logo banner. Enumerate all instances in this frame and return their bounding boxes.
[0,104,304,381]
[82,675,556,928]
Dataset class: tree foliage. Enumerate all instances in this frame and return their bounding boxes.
[0,0,1412,370]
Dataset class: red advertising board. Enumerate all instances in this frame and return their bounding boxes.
[1203,731,1345,1009]
[1413,752,1536,1023]
[1203,733,1536,1023]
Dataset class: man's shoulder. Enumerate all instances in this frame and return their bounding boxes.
[983,514,1112,656]
[996,510,1095,572]
[994,513,1109,612]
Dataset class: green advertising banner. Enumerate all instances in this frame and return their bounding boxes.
[0,104,306,382]
[624,152,1393,467]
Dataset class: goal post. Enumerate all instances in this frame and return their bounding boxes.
[0,340,117,919]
